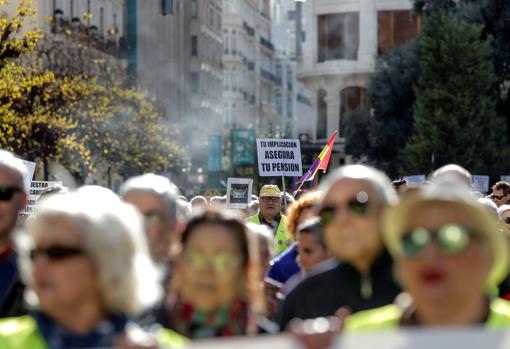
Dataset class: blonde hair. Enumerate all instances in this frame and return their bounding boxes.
[18,189,161,316]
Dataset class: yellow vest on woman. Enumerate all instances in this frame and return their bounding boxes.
[345,298,510,331]
[0,315,187,349]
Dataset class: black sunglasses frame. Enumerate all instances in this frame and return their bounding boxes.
[29,246,86,261]
[0,186,22,201]
[319,199,371,225]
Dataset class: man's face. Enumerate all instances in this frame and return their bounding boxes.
[259,196,282,220]
[123,192,174,263]
[0,166,26,240]
[491,189,510,207]
[320,178,383,263]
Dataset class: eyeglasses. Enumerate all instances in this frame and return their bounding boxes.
[0,186,22,201]
[181,251,240,271]
[29,246,86,261]
[504,217,510,224]
[144,211,166,226]
[319,192,371,225]
[260,196,280,203]
[491,194,506,200]
[400,224,481,257]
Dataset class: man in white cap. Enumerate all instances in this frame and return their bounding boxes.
[247,184,291,254]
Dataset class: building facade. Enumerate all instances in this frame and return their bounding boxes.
[297,0,420,163]
[188,0,224,173]
[38,0,125,42]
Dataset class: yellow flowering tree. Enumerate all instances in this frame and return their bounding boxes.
[0,0,186,183]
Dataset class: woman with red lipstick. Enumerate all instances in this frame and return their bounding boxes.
[345,177,510,330]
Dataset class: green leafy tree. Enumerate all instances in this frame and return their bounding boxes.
[344,43,420,178]
[401,13,509,177]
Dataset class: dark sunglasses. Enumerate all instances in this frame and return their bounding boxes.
[29,246,86,261]
[504,217,510,224]
[0,186,22,201]
[491,194,506,200]
[319,192,371,225]
[400,224,481,257]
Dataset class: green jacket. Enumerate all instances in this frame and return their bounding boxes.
[0,315,187,349]
[345,298,510,331]
[247,214,291,254]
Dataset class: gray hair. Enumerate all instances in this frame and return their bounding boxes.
[499,205,510,217]
[0,149,28,192]
[18,190,161,316]
[318,165,397,205]
[190,195,208,206]
[176,197,191,220]
[430,164,472,186]
[120,173,178,226]
[478,198,499,219]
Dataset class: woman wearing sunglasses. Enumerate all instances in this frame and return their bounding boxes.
[0,190,186,349]
[345,178,510,330]
[157,210,260,338]
[279,165,401,330]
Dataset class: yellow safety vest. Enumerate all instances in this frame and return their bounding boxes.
[247,214,291,254]
[0,315,187,349]
[345,297,510,331]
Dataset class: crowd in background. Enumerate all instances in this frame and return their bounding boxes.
[1,149,510,348]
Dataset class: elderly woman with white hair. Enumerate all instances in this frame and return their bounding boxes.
[0,189,186,348]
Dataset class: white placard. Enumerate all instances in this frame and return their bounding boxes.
[256,138,302,177]
[472,175,490,193]
[20,180,62,218]
[403,175,426,186]
[226,178,253,209]
[21,160,36,190]
[501,176,510,183]
[182,328,510,349]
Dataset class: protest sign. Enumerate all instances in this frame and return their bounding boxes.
[256,138,302,177]
[20,180,62,218]
[22,160,36,190]
[403,175,426,186]
[471,175,490,193]
[501,176,510,183]
[183,328,510,349]
[226,178,253,209]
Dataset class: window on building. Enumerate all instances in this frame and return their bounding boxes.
[191,0,198,18]
[231,30,238,55]
[232,67,237,91]
[316,89,327,139]
[209,11,213,28]
[340,87,366,137]
[378,10,420,54]
[160,0,173,16]
[113,13,118,35]
[223,30,229,54]
[318,12,359,62]
[191,36,198,56]
[191,73,199,93]
[223,70,229,91]
[99,7,104,35]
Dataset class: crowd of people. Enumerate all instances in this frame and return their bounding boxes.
[1,148,510,348]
